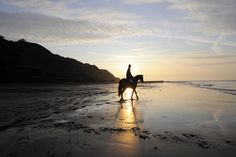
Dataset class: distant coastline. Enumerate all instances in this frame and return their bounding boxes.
[143,80,164,83]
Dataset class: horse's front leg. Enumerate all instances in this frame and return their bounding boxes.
[134,89,139,100]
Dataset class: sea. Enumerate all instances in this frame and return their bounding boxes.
[171,80,236,96]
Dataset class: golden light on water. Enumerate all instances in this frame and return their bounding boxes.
[108,100,143,156]
[118,101,137,128]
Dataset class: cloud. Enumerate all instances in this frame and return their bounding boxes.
[1,0,142,23]
[123,0,166,4]
[171,0,236,35]
[211,34,223,53]
[123,0,236,35]
[182,54,236,60]
[0,11,158,44]
[179,53,236,66]
[184,40,201,46]
[1,0,235,46]
[0,0,80,18]
[74,8,141,24]
[0,0,161,44]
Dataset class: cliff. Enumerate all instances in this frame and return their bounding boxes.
[0,36,118,83]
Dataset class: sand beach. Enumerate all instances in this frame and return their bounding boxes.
[0,82,236,157]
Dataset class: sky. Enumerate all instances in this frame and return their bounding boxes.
[0,0,236,81]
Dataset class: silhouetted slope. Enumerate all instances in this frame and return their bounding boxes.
[0,36,118,83]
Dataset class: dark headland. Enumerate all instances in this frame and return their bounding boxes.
[0,35,119,83]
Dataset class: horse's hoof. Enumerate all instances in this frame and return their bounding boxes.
[119,98,124,102]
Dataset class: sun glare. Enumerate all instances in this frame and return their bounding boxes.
[124,88,133,99]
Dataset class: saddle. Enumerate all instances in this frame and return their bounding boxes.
[128,78,134,84]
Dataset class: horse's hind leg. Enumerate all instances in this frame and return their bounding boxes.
[120,90,124,101]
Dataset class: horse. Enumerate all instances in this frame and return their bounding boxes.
[118,75,144,101]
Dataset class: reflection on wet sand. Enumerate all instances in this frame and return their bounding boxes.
[117,100,143,129]
[107,99,143,156]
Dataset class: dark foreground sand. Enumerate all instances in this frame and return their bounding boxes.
[0,83,236,157]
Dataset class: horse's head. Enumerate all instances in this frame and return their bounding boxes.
[139,75,144,83]
[133,75,144,83]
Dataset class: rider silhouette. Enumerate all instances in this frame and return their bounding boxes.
[126,64,134,84]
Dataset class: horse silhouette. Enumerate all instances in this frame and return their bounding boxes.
[118,75,144,101]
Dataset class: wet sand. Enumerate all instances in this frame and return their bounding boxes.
[0,83,236,157]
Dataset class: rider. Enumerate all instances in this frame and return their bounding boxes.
[126,64,134,84]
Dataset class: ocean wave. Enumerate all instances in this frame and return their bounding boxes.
[173,81,236,96]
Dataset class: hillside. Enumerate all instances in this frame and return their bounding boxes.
[0,36,118,83]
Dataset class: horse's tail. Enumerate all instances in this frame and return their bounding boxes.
[118,81,122,97]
